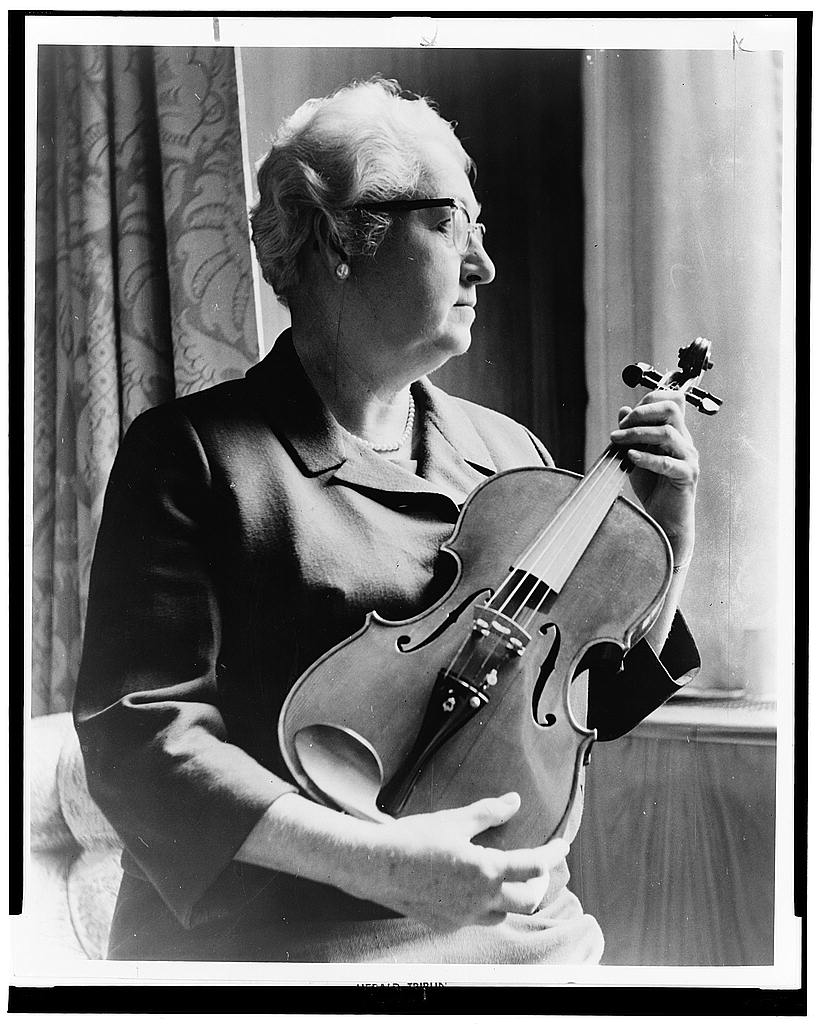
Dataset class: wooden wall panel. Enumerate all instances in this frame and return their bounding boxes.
[568,729,776,966]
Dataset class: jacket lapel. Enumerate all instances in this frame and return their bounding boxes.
[245,329,346,476]
[416,377,497,501]
[245,330,497,506]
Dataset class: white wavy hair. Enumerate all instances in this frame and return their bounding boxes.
[249,77,474,305]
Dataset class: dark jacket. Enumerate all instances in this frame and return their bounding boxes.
[73,331,698,959]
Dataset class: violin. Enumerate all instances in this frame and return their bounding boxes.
[278,339,721,848]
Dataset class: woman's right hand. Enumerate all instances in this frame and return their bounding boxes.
[339,792,569,929]
[238,790,568,930]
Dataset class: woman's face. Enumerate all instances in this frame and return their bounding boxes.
[347,147,496,384]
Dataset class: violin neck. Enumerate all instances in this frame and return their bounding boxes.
[515,369,702,593]
[516,446,631,593]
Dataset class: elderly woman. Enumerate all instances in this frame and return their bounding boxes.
[74,78,699,963]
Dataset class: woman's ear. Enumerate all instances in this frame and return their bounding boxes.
[312,211,349,279]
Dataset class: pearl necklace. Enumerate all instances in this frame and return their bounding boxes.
[342,395,416,454]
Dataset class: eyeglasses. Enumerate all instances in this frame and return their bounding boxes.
[353,197,486,256]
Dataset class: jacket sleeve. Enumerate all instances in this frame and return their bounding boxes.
[73,405,296,928]
[587,611,700,741]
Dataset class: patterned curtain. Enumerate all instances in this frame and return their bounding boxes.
[33,46,259,715]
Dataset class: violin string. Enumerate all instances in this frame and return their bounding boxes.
[442,371,706,703]
[487,450,621,618]
[524,451,628,591]
[513,376,697,635]
[492,447,628,623]
[444,448,630,689]
[520,448,626,584]
[439,465,612,685]
[514,453,629,634]
[495,371,695,629]
[466,456,623,690]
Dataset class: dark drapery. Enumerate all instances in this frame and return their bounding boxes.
[33,46,259,713]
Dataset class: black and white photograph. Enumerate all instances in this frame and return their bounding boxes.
[11,11,805,1008]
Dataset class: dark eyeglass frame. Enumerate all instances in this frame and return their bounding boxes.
[353,198,459,214]
[352,197,485,255]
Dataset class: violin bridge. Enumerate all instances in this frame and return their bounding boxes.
[471,604,531,657]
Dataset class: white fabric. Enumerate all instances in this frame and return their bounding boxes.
[56,718,121,850]
[24,713,123,961]
[17,851,87,965]
[582,49,784,693]
[279,887,604,964]
[29,713,75,852]
[67,848,124,959]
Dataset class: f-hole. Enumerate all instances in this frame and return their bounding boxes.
[532,624,560,726]
[396,589,492,653]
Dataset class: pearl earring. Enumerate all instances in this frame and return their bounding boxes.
[335,263,350,280]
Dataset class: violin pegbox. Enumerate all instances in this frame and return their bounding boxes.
[622,337,722,416]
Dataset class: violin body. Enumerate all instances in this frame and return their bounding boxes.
[279,465,673,849]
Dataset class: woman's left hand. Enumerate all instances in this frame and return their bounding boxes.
[610,389,699,567]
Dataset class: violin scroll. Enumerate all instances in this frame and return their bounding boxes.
[622,338,723,415]
[677,337,713,380]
